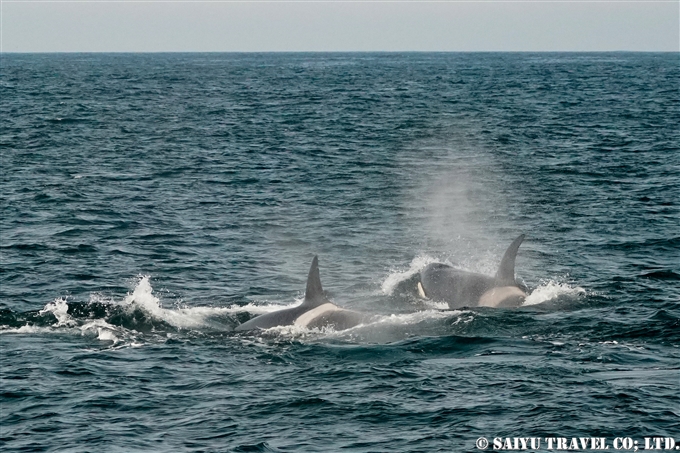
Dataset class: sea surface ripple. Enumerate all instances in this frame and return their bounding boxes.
[1,53,678,452]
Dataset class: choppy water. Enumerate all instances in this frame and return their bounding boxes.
[1,53,678,452]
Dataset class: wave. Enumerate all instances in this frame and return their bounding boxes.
[1,270,592,347]
[116,276,290,330]
[640,270,680,280]
[0,276,298,343]
[244,309,471,345]
[1,275,479,346]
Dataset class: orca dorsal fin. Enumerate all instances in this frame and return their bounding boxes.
[303,256,327,307]
[494,234,525,286]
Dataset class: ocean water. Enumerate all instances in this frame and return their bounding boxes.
[1,53,678,452]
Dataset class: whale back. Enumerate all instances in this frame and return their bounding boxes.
[418,234,527,309]
[236,256,361,331]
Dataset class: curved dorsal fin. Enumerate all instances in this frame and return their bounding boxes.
[303,256,327,307]
[494,234,525,286]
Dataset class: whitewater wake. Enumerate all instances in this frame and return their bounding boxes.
[2,269,588,346]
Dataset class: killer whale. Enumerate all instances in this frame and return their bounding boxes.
[418,234,527,309]
[235,256,366,331]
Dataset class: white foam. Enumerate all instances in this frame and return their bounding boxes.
[123,275,162,309]
[249,308,467,341]
[259,323,321,338]
[421,299,450,310]
[81,319,121,343]
[0,278,290,349]
[0,325,59,334]
[381,255,440,295]
[39,297,75,327]
[221,301,300,315]
[4,277,302,342]
[523,280,586,306]
[121,276,298,329]
[370,309,462,326]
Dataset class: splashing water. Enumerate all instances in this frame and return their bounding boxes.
[523,281,587,306]
[81,319,122,343]
[381,255,440,295]
[121,276,300,330]
[38,298,75,327]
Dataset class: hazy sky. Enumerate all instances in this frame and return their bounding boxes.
[2,0,678,52]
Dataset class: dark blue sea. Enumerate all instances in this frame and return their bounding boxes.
[1,53,678,452]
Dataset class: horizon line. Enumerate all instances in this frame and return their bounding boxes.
[3,50,679,53]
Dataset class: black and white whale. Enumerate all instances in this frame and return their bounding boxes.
[235,256,366,331]
[417,234,527,309]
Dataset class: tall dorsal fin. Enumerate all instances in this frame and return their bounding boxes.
[494,234,525,286]
[303,256,327,307]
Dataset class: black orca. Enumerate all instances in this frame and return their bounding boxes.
[418,234,527,309]
[235,256,366,331]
